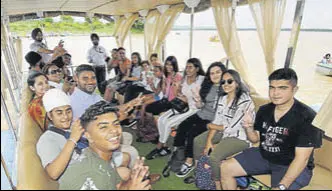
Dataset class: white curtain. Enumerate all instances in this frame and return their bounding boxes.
[144,4,184,58]
[144,10,161,58]
[248,0,286,75]
[313,91,332,138]
[117,14,139,47]
[211,0,258,95]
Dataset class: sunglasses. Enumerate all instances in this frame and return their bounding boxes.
[50,69,62,75]
[221,79,234,85]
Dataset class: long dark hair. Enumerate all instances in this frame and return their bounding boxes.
[185,58,205,77]
[131,52,142,66]
[222,69,248,108]
[200,62,227,102]
[164,56,179,77]
[27,71,48,100]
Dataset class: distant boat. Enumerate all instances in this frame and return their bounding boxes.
[209,35,220,42]
[316,63,332,76]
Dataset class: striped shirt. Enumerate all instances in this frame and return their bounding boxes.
[212,93,255,142]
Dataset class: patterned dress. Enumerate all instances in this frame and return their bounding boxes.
[28,96,47,132]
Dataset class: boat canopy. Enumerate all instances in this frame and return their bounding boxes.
[1,0,252,21]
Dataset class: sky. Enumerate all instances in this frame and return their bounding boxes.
[174,0,332,29]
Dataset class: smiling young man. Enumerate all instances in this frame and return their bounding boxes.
[220,68,323,190]
[59,101,152,190]
[70,64,146,168]
[37,89,85,181]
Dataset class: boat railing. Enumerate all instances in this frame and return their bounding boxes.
[1,14,25,190]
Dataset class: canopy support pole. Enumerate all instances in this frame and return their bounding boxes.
[1,19,21,91]
[129,30,133,55]
[284,0,306,68]
[189,7,195,58]
[143,17,147,59]
[1,55,19,113]
[1,154,16,190]
[1,92,18,141]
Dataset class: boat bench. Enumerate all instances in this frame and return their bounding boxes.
[16,89,332,190]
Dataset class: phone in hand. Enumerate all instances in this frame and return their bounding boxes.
[208,148,213,156]
[142,175,151,182]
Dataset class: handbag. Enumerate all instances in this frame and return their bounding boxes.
[169,97,189,114]
[195,155,216,190]
[195,155,256,190]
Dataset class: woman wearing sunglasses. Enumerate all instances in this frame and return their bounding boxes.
[190,69,255,189]
[42,63,73,94]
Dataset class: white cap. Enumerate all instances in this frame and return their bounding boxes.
[43,89,71,112]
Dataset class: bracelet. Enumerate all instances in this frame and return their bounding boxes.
[68,138,77,146]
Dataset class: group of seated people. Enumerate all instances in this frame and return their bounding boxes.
[25,29,324,190]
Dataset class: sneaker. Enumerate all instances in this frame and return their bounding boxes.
[176,163,195,178]
[146,148,160,160]
[158,147,172,157]
[184,175,196,184]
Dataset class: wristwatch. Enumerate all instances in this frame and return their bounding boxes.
[278,184,287,190]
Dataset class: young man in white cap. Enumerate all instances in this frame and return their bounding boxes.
[36,88,85,181]
[36,89,131,182]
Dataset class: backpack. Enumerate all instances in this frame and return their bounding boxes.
[136,114,159,142]
[195,155,216,190]
[162,146,186,177]
[195,155,252,190]
[48,126,89,154]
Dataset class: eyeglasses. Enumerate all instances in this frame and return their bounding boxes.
[50,69,62,75]
[221,79,234,85]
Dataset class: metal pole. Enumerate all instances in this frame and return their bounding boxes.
[1,21,20,90]
[284,0,306,68]
[129,30,133,55]
[143,17,147,59]
[162,40,166,62]
[1,55,19,113]
[189,7,195,58]
[1,92,18,141]
[1,154,16,190]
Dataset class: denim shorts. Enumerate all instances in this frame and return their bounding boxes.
[235,147,313,189]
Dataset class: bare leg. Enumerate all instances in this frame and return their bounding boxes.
[220,158,247,190]
[215,181,221,190]
[116,92,125,105]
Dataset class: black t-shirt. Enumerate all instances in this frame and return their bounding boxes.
[254,99,323,169]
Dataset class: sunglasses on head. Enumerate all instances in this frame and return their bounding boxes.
[221,79,234,85]
[50,69,62,75]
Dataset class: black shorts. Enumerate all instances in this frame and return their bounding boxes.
[234,147,313,189]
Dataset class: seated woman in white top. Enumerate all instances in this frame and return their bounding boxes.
[191,69,255,189]
[146,58,206,160]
